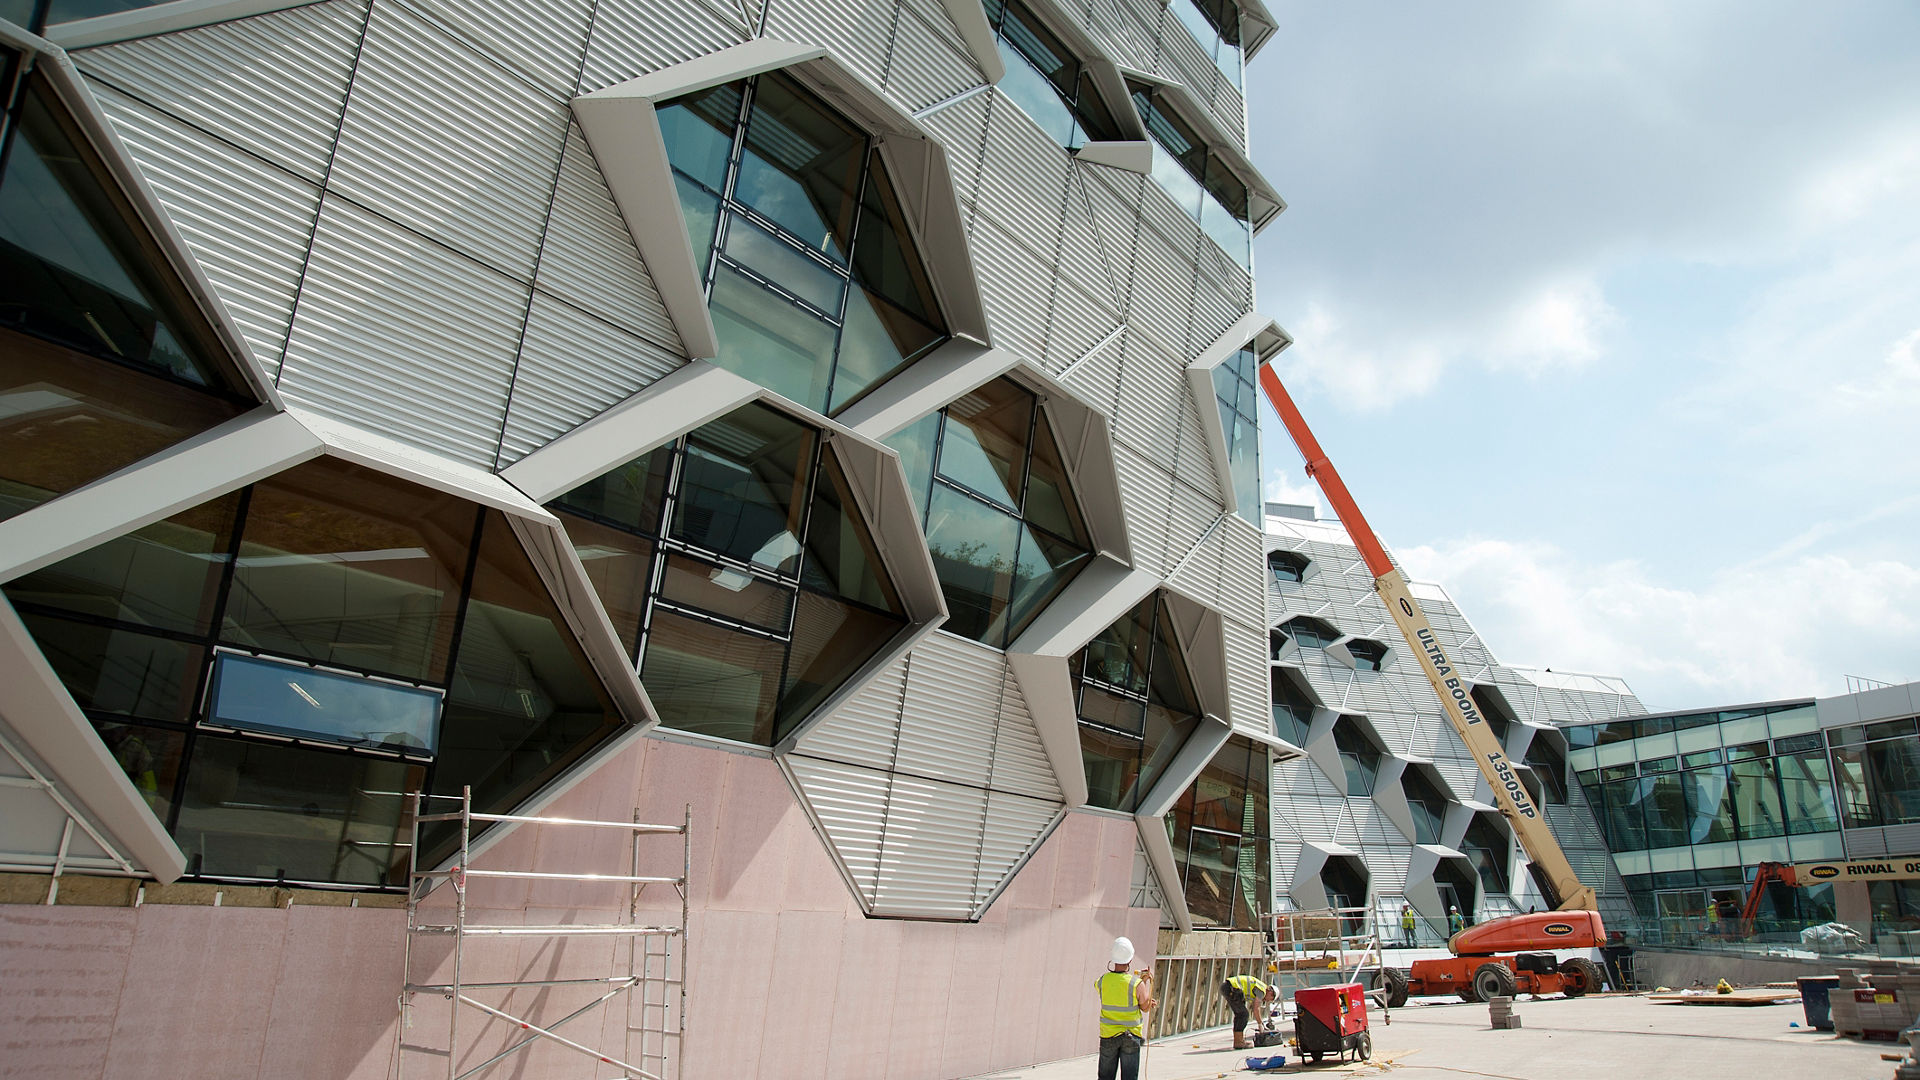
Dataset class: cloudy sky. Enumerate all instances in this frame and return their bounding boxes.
[1246,2,1920,710]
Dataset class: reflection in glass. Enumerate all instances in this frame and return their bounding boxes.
[4,492,237,633]
[17,612,206,726]
[641,608,785,745]
[658,551,794,632]
[222,459,477,683]
[0,329,245,524]
[984,0,1125,148]
[736,73,864,261]
[801,444,905,613]
[1333,721,1379,796]
[177,736,421,887]
[1132,87,1253,270]
[885,413,940,525]
[1779,752,1838,834]
[1402,767,1447,845]
[777,590,903,740]
[937,380,1032,508]
[723,214,846,314]
[924,483,1020,641]
[655,82,740,191]
[1211,346,1261,521]
[1270,668,1313,746]
[205,652,442,754]
[710,263,838,409]
[671,403,813,573]
[0,74,231,387]
[96,721,184,821]
[1184,829,1239,927]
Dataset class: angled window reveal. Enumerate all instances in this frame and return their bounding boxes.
[1210,345,1261,524]
[1130,82,1251,269]
[1469,684,1515,745]
[1167,734,1270,929]
[551,402,909,747]
[1400,764,1449,845]
[983,0,1125,149]
[1266,548,1309,584]
[0,73,250,523]
[1331,717,1380,796]
[1461,814,1511,897]
[1075,591,1203,812]
[1523,734,1568,804]
[1169,0,1244,86]
[6,461,627,888]
[1345,638,1388,672]
[1270,666,1314,746]
[657,73,950,416]
[1275,614,1338,651]
[886,376,1093,648]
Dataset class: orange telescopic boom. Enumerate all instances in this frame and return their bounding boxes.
[1256,363,1595,913]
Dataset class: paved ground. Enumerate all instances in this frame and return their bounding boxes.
[962,993,1895,1080]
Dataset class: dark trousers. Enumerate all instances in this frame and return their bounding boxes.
[1096,1033,1141,1080]
[1222,983,1250,1032]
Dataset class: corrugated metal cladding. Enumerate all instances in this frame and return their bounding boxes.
[403,0,595,96]
[763,0,896,82]
[528,122,684,352]
[1085,0,1158,71]
[72,0,368,184]
[1152,5,1244,146]
[277,195,527,466]
[497,290,684,463]
[789,634,1064,917]
[88,84,321,378]
[577,0,749,94]
[1265,514,1644,917]
[328,1,572,283]
[884,0,984,109]
[1113,442,1173,576]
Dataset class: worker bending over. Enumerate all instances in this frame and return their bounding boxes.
[1096,937,1155,1080]
[1221,972,1276,1050]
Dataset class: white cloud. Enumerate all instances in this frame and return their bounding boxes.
[1263,459,1321,515]
[1485,279,1614,373]
[1398,536,1920,709]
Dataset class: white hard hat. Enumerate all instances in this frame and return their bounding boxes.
[1111,937,1135,965]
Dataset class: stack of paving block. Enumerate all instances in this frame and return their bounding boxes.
[1834,969,1920,1040]
[1489,996,1520,1030]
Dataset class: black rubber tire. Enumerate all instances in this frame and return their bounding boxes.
[1381,967,1410,1008]
[1358,1031,1372,1060]
[1458,982,1481,1003]
[1559,956,1606,997]
[1472,961,1517,1002]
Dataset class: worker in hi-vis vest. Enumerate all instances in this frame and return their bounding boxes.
[1220,972,1276,1050]
[1095,937,1155,1080]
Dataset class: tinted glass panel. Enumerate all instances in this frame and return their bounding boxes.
[800,444,903,613]
[205,652,441,755]
[1138,699,1199,797]
[16,612,205,725]
[1023,407,1089,545]
[658,551,794,632]
[709,263,838,411]
[177,736,421,887]
[995,37,1081,147]
[432,512,621,838]
[923,484,1019,643]
[1080,683,1145,735]
[1183,829,1239,927]
[553,446,669,536]
[850,156,943,332]
[0,76,229,387]
[671,403,812,574]
[1081,723,1142,809]
[222,459,476,682]
[776,590,903,740]
[734,73,864,261]
[937,379,1032,508]
[831,287,920,414]
[884,411,939,525]
[674,174,721,281]
[1779,751,1839,834]
[723,213,845,314]
[1008,525,1090,635]
[4,492,236,633]
[96,720,184,822]
[0,329,244,523]
[557,517,652,659]
[640,608,784,745]
[657,82,741,190]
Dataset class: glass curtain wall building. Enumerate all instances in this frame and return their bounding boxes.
[1076,591,1204,812]
[1168,734,1271,928]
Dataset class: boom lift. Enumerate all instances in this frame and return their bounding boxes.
[1257,364,1607,1004]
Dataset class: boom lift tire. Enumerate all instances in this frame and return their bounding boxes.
[1380,967,1409,1008]
[1472,962,1517,1002]
[1558,957,1605,996]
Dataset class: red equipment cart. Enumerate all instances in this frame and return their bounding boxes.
[1293,983,1370,1065]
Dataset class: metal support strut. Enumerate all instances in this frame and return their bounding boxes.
[393,788,690,1080]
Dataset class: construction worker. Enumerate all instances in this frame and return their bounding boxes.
[1096,936,1154,1080]
[1399,903,1416,947]
[1448,906,1465,936]
[1220,972,1276,1050]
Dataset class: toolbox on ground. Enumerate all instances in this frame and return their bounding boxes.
[1293,982,1371,1064]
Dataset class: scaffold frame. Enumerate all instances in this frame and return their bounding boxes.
[393,787,689,1080]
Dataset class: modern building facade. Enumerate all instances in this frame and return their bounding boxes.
[1559,679,1920,946]
[0,0,1291,1074]
[1260,504,1645,939]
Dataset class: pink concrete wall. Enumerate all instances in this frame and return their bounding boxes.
[0,736,1160,1080]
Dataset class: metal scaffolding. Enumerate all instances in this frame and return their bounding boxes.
[394,787,689,1080]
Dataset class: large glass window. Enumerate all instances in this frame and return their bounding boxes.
[1076,592,1203,812]
[1130,83,1251,269]
[1169,735,1269,928]
[1270,666,1314,746]
[886,377,1093,648]
[1274,615,1337,651]
[551,403,909,747]
[658,74,949,416]
[1827,719,1920,828]
[982,0,1124,149]
[9,460,629,888]
[1461,816,1510,898]
[1401,766,1447,845]
[1778,750,1839,834]
[1331,718,1380,796]
[1169,0,1243,85]
[1211,345,1261,523]
[1266,549,1308,584]
[0,73,249,525]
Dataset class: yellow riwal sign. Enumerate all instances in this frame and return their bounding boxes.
[1794,860,1920,883]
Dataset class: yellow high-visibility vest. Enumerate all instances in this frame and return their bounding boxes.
[1096,971,1143,1037]
[1227,974,1268,999]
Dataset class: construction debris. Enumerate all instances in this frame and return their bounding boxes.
[1649,987,1800,1006]
[1489,995,1521,1030]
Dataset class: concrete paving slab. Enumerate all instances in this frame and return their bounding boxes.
[962,993,1890,1080]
